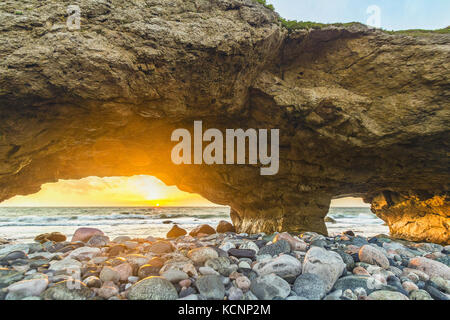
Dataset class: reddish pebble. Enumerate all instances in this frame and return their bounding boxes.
[72,227,104,242]
[353,266,371,276]
[179,279,191,288]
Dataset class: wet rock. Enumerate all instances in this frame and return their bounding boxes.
[72,228,104,242]
[166,225,187,238]
[216,221,235,233]
[127,277,178,300]
[250,274,291,300]
[293,273,328,300]
[253,254,302,280]
[195,275,225,300]
[303,247,346,291]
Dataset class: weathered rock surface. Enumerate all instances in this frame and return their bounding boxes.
[303,247,346,291]
[127,277,178,300]
[367,192,449,244]
[0,0,449,243]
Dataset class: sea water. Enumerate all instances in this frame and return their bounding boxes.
[0,206,388,243]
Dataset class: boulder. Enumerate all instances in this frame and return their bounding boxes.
[34,232,66,244]
[216,221,235,233]
[302,247,346,291]
[358,245,390,269]
[293,273,328,300]
[250,274,291,300]
[253,254,302,279]
[71,228,104,242]
[127,277,178,300]
[409,257,450,280]
[189,225,216,237]
[195,275,225,300]
[166,225,187,238]
[187,247,219,265]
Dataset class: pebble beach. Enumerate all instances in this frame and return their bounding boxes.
[1,222,449,301]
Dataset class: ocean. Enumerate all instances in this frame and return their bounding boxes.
[0,207,389,243]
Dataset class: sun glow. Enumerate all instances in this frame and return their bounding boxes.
[0,175,217,207]
[0,175,369,208]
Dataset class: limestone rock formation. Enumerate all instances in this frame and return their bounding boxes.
[366,192,449,244]
[0,0,449,243]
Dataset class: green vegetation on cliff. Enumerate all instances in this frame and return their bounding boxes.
[386,26,450,36]
[252,0,450,36]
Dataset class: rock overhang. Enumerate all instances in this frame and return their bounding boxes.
[0,0,449,243]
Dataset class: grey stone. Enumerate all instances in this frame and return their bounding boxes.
[293,273,328,300]
[127,277,178,300]
[250,274,290,300]
[195,275,225,300]
[41,280,94,300]
[257,240,291,257]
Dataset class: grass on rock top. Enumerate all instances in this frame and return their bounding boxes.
[252,0,450,35]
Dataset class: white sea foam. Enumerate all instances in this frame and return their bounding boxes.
[0,206,388,242]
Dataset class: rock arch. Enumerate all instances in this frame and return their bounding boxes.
[0,0,448,243]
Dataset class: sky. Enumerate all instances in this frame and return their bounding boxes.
[0,175,369,208]
[268,0,450,30]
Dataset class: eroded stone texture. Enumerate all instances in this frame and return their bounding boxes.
[367,192,449,244]
[0,0,449,242]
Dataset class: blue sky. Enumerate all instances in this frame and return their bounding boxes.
[267,0,450,30]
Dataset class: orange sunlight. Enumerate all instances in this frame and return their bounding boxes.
[0,175,217,207]
[0,175,369,208]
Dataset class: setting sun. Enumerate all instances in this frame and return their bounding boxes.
[0,175,217,207]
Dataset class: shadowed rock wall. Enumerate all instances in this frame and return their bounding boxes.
[0,0,449,243]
